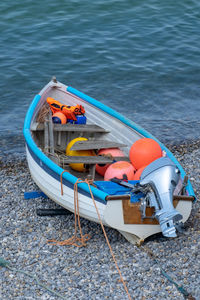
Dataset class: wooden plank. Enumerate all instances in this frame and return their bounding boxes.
[54,124,109,133]
[89,164,96,180]
[44,120,49,153]
[122,199,179,225]
[60,155,113,164]
[122,200,159,225]
[48,111,54,155]
[57,131,62,146]
[31,123,109,133]
[71,140,126,151]
[110,156,130,162]
[173,195,195,201]
[106,194,194,202]
[106,195,131,201]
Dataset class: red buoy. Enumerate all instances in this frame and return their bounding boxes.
[133,165,147,180]
[129,138,162,170]
[104,161,135,181]
[96,148,125,176]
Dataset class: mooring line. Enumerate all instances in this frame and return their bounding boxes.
[137,244,196,300]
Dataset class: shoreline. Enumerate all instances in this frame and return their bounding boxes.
[0,137,200,161]
[166,139,200,154]
[1,137,200,160]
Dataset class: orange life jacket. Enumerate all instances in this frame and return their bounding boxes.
[46,97,85,121]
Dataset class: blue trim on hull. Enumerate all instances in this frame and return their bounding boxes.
[23,94,108,204]
[23,86,195,203]
[67,86,196,200]
[26,144,104,202]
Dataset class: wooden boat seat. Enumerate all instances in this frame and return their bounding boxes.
[60,155,112,164]
[70,140,127,151]
[31,122,109,133]
[59,155,112,179]
[59,155,129,179]
[60,155,129,164]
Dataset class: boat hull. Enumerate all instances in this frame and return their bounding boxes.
[24,79,195,243]
[26,146,107,224]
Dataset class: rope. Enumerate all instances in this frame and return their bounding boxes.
[137,244,196,300]
[85,179,132,300]
[48,175,132,300]
[36,104,49,123]
[48,176,90,247]
[0,256,67,299]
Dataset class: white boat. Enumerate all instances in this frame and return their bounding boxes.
[23,78,195,244]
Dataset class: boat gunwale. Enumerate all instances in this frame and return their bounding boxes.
[67,85,195,200]
[23,83,108,203]
[23,80,196,202]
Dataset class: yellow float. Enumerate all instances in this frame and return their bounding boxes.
[66,137,95,172]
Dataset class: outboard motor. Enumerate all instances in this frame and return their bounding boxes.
[140,157,183,237]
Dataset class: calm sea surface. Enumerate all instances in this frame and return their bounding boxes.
[0,0,200,155]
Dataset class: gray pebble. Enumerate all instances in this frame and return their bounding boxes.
[1,147,200,300]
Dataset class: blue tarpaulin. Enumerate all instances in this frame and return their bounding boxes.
[94,180,145,203]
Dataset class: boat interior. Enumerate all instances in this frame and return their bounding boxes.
[28,82,194,234]
[31,102,130,181]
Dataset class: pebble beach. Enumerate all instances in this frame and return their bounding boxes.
[1,0,200,299]
[0,142,200,300]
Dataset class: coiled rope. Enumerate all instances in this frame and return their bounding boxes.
[48,173,91,247]
[48,172,132,300]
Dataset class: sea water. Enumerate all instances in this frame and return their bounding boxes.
[0,0,200,155]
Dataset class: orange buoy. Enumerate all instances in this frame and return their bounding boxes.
[104,161,135,181]
[96,148,125,176]
[129,138,162,170]
[133,165,147,180]
[66,137,95,172]
[52,112,67,124]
